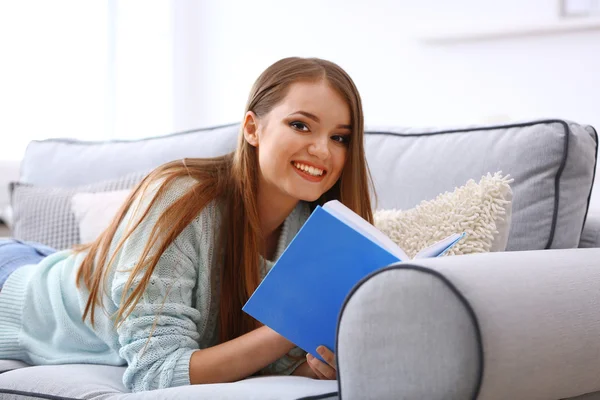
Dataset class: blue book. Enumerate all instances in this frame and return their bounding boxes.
[242,200,465,361]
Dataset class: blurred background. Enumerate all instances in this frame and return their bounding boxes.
[0,0,598,158]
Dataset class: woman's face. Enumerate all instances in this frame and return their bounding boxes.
[244,80,352,204]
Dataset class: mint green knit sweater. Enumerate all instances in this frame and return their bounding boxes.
[0,176,310,392]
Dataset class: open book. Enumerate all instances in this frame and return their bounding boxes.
[243,200,465,362]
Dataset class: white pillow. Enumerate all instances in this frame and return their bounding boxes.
[374,172,513,258]
[71,189,132,243]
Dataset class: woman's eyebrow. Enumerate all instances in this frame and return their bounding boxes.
[288,111,352,130]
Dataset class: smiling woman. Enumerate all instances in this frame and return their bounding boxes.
[0,57,375,392]
[243,80,352,210]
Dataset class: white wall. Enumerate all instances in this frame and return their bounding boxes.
[171,0,600,131]
[0,1,109,160]
[0,1,175,160]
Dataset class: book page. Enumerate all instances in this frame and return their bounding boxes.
[413,232,465,259]
[323,200,409,261]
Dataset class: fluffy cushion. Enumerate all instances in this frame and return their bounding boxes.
[374,172,513,258]
[71,189,133,244]
[10,172,147,250]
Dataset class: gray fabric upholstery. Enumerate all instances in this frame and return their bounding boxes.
[364,120,597,251]
[580,210,600,248]
[19,124,240,188]
[580,191,600,248]
[0,364,338,399]
[338,248,600,400]
[566,392,600,400]
[19,120,597,251]
[8,119,599,398]
[336,267,481,400]
[0,359,29,374]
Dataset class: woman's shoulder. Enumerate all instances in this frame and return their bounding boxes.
[129,174,200,212]
[120,174,219,237]
[144,174,200,198]
[156,175,222,227]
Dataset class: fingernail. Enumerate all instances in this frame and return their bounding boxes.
[307,353,313,360]
[317,346,324,355]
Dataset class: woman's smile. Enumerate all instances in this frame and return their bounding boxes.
[291,161,327,182]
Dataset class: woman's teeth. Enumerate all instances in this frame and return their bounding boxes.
[293,162,324,177]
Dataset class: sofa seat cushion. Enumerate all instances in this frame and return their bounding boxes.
[0,364,338,399]
[0,359,28,374]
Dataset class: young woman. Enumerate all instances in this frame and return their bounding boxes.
[0,57,375,392]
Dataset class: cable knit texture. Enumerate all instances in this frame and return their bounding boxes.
[0,176,311,392]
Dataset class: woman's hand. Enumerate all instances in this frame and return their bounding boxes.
[306,346,337,380]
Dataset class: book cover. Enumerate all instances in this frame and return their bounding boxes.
[242,202,464,361]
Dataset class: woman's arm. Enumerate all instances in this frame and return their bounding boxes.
[189,325,295,384]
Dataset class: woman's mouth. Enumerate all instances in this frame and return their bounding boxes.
[292,161,327,182]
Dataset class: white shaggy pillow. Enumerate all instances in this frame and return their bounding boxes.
[374,172,513,258]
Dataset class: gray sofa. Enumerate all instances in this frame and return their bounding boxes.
[1,119,599,399]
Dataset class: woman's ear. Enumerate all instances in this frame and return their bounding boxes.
[243,111,260,147]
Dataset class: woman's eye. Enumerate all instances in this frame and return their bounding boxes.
[290,121,309,132]
[331,135,351,145]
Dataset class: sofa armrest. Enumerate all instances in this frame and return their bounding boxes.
[336,249,600,400]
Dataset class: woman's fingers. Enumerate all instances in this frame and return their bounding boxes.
[316,346,336,369]
[307,353,336,380]
[306,356,327,379]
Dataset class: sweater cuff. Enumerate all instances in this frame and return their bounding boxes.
[170,349,195,387]
[282,357,307,375]
[261,346,307,376]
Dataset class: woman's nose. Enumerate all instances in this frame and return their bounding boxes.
[308,136,330,160]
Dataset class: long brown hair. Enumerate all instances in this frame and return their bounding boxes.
[75,57,376,344]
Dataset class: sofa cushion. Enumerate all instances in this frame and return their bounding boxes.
[580,187,600,248]
[0,364,338,399]
[365,120,597,251]
[11,172,146,250]
[0,359,28,374]
[580,211,600,248]
[18,120,598,251]
[19,123,240,188]
[71,189,132,244]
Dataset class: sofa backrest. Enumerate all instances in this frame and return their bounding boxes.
[19,120,597,251]
[366,121,597,251]
[20,123,241,188]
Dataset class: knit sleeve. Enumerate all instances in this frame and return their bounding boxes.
[261,346,307,376]
[109,176,210,392]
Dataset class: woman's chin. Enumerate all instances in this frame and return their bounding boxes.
[287,181,332,203]
[294,190,326,203]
